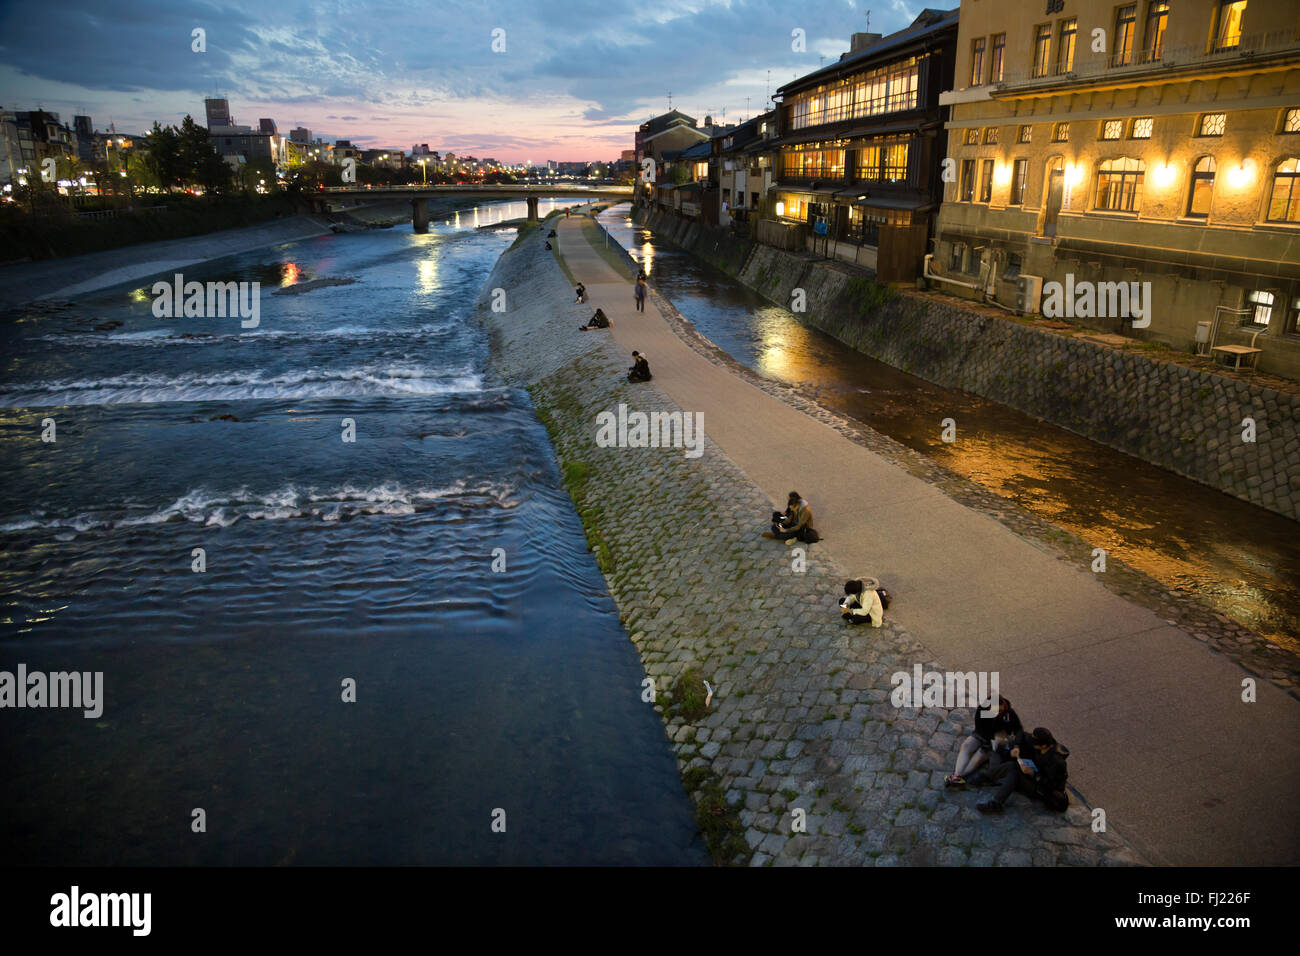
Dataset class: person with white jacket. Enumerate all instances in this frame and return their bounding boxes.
[840,577,883,627]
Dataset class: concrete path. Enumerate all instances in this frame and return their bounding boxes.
[555,216,1299,866]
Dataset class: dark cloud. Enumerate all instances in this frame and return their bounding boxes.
[0,0,929,157]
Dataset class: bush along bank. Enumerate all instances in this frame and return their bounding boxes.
[476,227,1144,867]
[632,206,1300,522]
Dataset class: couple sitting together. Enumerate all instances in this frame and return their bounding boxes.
[945,697,1071,814]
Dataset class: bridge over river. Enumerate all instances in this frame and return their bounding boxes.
[310,184,634,231]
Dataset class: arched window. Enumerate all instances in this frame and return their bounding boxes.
[1095,157,1145,211]
[1267,158,1300,223]
[1187,156,1216,218]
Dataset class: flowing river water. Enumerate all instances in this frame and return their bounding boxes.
[597,204,1300,652]
[0,197,706,865]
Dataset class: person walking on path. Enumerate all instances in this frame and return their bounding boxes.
[627,350,652,382]
[634,276,647,312]
[945,696,1023,789]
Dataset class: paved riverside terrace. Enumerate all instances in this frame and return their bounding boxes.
[544,214,1299,866]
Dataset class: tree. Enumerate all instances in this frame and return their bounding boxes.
[145,121,182,191]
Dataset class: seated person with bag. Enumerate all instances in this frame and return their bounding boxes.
[580,308,611,331]
[839,578,884,627]
[763,491,818,546]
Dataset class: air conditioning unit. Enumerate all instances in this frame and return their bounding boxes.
[1016,274,1043,315]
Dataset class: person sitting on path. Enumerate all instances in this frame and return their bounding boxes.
[762,491,817,546]
[627,350,652,382]
[945,696,1022,789]
[580,309,611,331]
[839,578,883,627]
[545,241,552,250]
[574,282,587,304]
[547,228,557,238]
[634,276,647,312]
[976,727,1070,814]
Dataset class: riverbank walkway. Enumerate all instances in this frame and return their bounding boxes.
[553,215,1299,866]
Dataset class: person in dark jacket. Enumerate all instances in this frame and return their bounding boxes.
[580,309,611,331]
[763,491,816,546]
[945,696,1022,789]
[977,727,1070,814]
[627,350,652,382]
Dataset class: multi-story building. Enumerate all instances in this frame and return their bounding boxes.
[768,8,958,277]
[935,0,1300,378]
[635,110,711,205]
[2,110,79,184]
[717,110,779,228]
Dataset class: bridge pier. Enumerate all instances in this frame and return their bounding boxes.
[526,195,539,221]
[411,198,429,233]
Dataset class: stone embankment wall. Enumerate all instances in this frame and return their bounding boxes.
[475,226,1143,867]
[634,206,1300,522]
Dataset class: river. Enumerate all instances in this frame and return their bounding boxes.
[0,197,705,865]
[597,204,1300,652]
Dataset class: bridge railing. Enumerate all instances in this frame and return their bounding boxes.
[319,184,633,194]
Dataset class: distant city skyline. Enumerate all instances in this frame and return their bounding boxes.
[0,0,923,161]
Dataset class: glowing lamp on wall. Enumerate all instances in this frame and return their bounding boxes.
[1153,163,1177,188]
[775,201,785,216]
[1228,158,1255,189]
[1066,163,1086,186]
[994,164,1012,186]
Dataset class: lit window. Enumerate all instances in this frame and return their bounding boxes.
[1282,108,1300,134]
[1102,120,1124,140]
[983,127,999,145]
[1246,291,1273,328]
[965,128,980,145]
[1052,123,1070,142]
[1187,156,1216,218]
[1267,158,1300,222]
[1113,5,1137,66]
[991,34,1006,83]
[1131,117,1154,139]
[1144,1,1170,62]
[1019,125,1033,143]
[1212,0,1248,52]
[1095,157,1145,212]
[979,159,994,202]
[1057,18,1077,74]
[1199,113,1226,136]
[1032,24,1052,78]
[971,37,986,87]
[1287,297,1300,335]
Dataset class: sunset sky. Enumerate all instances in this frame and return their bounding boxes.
[0,0,926,162]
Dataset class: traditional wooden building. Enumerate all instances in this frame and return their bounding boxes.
[769,7,959,278]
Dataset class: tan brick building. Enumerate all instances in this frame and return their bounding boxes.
[934,0,1300,379]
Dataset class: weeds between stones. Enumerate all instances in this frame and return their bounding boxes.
[681,765,749,865]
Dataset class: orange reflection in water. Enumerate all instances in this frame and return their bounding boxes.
[280,263,302,287]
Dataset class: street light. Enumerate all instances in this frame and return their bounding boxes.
[420,158,427,185]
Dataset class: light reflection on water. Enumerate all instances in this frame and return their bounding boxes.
[599,205,1300,652]
[0,200,707,865]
